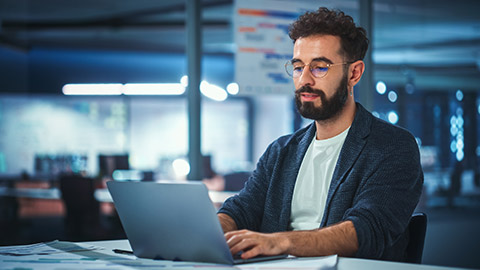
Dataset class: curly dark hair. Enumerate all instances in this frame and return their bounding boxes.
[288,7,369,62]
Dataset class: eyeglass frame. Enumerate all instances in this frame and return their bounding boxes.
[284,60,353,79]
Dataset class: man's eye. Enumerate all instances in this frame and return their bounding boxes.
[293,66,304,71]
[312,66,328,72]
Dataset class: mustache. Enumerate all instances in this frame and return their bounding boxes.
[295,86,326,97]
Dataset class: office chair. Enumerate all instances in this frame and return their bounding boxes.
[223,171,251,191]
[59,174,101,241]
[405,212,427,264]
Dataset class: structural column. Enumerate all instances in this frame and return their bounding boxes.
[187,0,203,180]
[358,0,374,111]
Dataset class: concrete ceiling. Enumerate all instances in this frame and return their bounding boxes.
[1,0,479,90]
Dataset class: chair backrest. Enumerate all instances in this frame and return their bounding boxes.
[59,174,97,212]
[223,171,251,191]
[59,174,100,240]
[405,212,427,264]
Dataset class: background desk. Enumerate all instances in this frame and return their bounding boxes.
[0,187,237,205]
[0,186,237,246]
[0,186,61,199]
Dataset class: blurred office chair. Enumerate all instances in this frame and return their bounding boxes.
[0,196,19,245]
[405,212,427,264]
[59,174,101,241]
[223,171,251,191]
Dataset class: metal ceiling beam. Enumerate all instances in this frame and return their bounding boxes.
[0,0,232,30]
[75,0,232,23]
[0,35,30,51]
[0,19,229,30]
[377,38,480,50]
[375,71,480,91]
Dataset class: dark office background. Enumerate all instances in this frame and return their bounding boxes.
[1,0,480,269]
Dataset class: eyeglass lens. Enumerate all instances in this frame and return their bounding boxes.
[287,61,329,78]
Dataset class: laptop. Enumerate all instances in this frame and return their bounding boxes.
[107,181,287,265]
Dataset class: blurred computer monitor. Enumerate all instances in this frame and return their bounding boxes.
[34,154,87,175]
[98,154,129,179]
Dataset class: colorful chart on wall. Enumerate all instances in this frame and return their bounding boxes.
[234,0,318,95]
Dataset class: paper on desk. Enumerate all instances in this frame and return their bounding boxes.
[0,245,337,270]
[0,240,103,256]
[237,254,338,270]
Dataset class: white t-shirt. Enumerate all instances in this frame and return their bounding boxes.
[290,127,350,231]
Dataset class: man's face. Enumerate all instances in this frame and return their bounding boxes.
[292,35,349,121]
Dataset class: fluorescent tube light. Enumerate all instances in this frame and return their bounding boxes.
[63,80,229,99]
[62,84,123,95]
[62,83,186,96]
[123,83,185,95]
[180,75,188,87]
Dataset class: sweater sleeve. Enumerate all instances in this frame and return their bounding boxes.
[218,141,276,231]
[345,133,424,259]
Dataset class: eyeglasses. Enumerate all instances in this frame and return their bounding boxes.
[285,60,352,79]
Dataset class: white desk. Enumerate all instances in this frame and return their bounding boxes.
[87,240,467,270]
[0,239,461,270]
[0,186,61,200]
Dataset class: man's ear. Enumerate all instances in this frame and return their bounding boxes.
[348,60,365,88]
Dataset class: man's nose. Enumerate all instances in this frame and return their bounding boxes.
[296,67,315,87]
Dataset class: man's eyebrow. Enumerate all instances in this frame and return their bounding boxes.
[311,57,334,64]
[290,57,334,64]
[290,58,302,64]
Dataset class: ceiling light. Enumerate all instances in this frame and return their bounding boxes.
[123,83,185,95]
[388,111,399,124]
[455,89,463,101]
[180,75,188,87]
[226,82,240,95]
[172,158,190,178]
[388,91,398,103]
[376,81,386,95]
[62,84,123,95]
[200,81,228,101]
[62,83,186,95]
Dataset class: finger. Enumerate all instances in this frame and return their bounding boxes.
[241,246,263,259]
[225,229,249,240]
[226,234,243,248]
[226,231,255,249]
[229,238,258,255]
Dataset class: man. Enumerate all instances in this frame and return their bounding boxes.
[218,7,423,261]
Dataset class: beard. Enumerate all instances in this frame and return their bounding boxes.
[294,74,349,121]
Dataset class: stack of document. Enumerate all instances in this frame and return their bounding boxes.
[0,240,103,256]
[0,240,338,270]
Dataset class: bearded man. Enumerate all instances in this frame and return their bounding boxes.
[217,7,423,262]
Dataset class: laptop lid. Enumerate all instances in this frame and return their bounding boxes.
[107,181,235,264]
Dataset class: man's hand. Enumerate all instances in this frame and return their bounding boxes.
[223,220,358,259]
[225,230,289,259]
[218,213,357,259]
